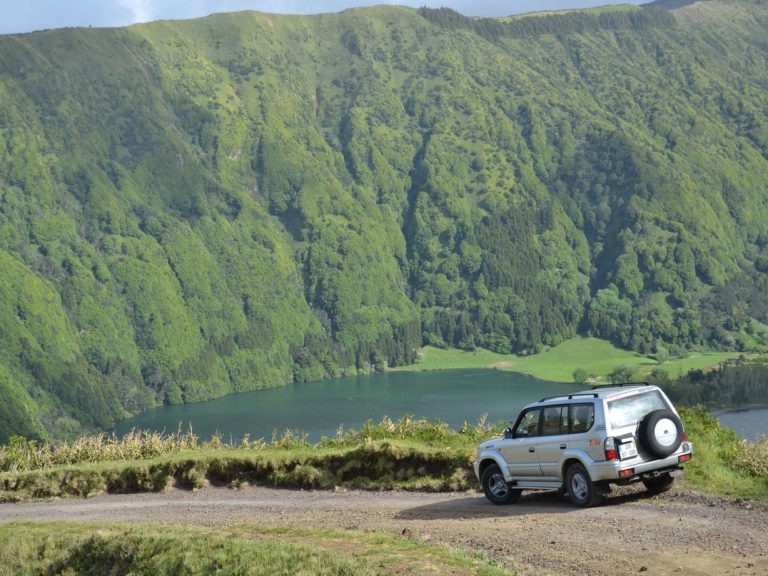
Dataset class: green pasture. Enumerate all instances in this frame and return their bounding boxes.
[396,337,740,383]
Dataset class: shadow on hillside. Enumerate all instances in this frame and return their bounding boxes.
[397,485,653,520]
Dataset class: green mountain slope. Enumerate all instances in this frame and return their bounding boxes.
[1,0,767,440]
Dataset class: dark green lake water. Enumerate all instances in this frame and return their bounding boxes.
[717,408,768,441]
[113,369,578,442]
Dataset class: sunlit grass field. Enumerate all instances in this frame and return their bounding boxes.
[394,337,740,383]
[0,522,514,576]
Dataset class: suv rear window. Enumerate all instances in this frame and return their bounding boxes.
[570,404,594,433]
[607,390,669,429]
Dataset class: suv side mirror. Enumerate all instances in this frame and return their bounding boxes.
[503,427,514,439]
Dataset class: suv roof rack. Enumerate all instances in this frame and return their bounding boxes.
[538,392,599,402]
[537,383,652,403]
[590,382,649,390]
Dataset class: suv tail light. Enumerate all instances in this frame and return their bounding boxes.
[682,431,687,442]
[604,437,618,461]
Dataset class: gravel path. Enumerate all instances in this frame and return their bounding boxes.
[2,483,766,575]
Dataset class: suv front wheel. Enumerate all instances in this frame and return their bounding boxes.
[566,462,603,507]
[481,463,521,505]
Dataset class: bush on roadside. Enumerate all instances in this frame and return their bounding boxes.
[732,436,768,478]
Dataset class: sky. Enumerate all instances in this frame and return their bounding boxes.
[0,1,647,35]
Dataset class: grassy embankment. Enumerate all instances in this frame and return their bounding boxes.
[392,337,740,383]
[0,418,485,501]
[0,522,512,576]
[1,410,766,502]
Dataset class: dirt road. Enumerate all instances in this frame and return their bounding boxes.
[1,483,766,575]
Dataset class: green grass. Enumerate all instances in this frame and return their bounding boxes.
[254,525,513,576]
[395,337,740,383]
[655,353,742,379]
[390,347,517,371]
[511,337,655,382]
[0,522,514,576]
[499,3,640,19]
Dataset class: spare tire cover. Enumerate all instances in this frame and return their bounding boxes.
[638,409,683,458]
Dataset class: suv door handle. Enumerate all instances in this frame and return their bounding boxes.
[560,444,567,450]
[528,447,536,453]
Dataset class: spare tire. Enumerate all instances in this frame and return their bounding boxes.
[638,409,683,458]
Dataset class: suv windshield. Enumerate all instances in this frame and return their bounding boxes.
[607,390,669,429]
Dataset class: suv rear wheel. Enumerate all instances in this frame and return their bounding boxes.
[643,473,675,495]
[481,463,521,505]
[566,462,603,507]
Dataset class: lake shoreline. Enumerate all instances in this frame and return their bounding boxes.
[715,403,768,415]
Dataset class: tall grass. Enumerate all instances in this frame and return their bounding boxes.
[0,416,496,474]
[0,427,203,473]
[732,435,768,478]
[0,417,499,500]
[319,414,494,447]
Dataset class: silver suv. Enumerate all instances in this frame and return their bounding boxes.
[473,383,693,507]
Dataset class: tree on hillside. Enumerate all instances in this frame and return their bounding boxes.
[608,365,636,384]
[573,367,591,385]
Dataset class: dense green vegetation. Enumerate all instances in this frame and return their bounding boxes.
[657,357,768,408]
[417,5,675,41]
[0,522,514,576]
[2,0,768,440]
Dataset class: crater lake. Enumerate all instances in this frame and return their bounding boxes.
[113,369,578,442]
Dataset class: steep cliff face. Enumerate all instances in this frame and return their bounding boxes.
[1,1,767,440]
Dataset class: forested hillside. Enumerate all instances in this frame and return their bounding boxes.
[1,0,767,440]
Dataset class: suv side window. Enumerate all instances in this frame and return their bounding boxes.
[541,405,568,436]
[514,409,541,438]
[570,403,595,434]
